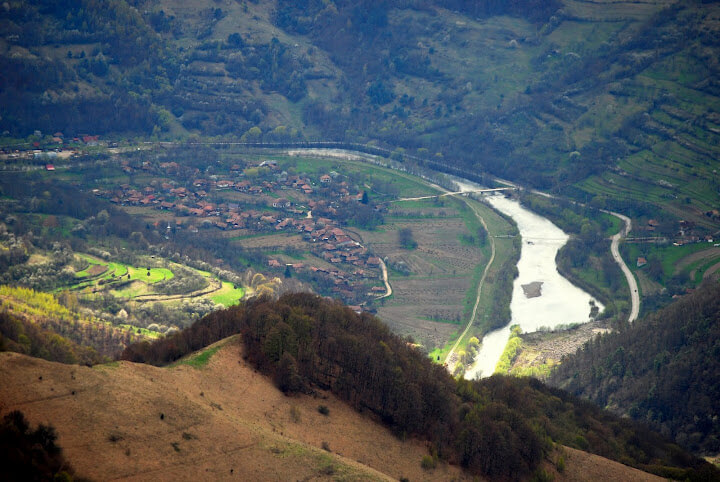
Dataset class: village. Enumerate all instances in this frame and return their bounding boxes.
[94,154,389,308]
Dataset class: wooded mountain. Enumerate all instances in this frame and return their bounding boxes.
[550,281,720,456]
[122,293,718,480]
[3,0,719,227]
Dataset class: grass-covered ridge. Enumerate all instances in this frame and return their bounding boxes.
[121,293,718,480]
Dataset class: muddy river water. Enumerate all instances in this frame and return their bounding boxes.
[454,183,603,379]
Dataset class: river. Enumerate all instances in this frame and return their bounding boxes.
[454,182,603,379]
[281,147,604,378]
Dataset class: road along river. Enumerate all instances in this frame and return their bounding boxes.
[454,182,604,379]
[280,147,610,377]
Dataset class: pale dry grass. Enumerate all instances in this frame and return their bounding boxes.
[0,341,468,481]
[0,339,665,481]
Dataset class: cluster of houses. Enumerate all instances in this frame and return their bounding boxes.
[1,132,107,166]
[268,223,385,302]
[99,158,388,305]
[641,218,716,245]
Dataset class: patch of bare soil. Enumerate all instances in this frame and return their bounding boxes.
[636,269,663,296]
[376,305,460,350]
[555,446,662,481]
[86,264,108,277]
[674,247,720,274]
[703,260,720,280]
[0,339,468,481]
[236,234,305,250]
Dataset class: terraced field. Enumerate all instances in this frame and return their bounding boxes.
[572,7,720,227]
[68,253,244,306]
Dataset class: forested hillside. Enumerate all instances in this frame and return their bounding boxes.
[122,293,717,480]
[2,0,719,230]
[0,285,142,364]
[550,282,720,455]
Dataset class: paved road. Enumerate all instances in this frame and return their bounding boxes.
[606,211,640,322]
[531,183,640,324]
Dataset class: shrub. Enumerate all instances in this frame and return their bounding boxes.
[318,405,329,416]
[289,405,301,423]
[421,455,436,470]
[532,468,554,482]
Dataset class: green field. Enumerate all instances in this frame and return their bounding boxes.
[622,242,719,285]
[209,282,246,306]
[173,345,222,368]
[74,254,174,285]
[259,153,441,199]
[70,253,245,307]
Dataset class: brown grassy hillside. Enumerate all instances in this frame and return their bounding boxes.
[0,338,663,481]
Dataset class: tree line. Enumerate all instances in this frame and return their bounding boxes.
[121,293,717,480]
[550,281,720,456]
[0,410,76,481]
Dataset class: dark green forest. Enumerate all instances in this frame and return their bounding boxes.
[0,410,77,481]
[122,293,717,480]
[3,0,719,230]
[550,282,720,455]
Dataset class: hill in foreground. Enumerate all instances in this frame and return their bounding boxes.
[1,339,669,482]
[119,293,717,480]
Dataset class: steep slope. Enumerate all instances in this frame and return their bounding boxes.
[1,340,670,482]
[4,0,719,228]
[0,339,465,481]
[120,293,716,480]
[550,281,720,455]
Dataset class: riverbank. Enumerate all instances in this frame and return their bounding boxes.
[505,321,612,378]
[464,193,603,379]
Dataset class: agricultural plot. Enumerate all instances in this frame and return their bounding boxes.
[622,242,720,298]
[209,282,246,307]
[73,254,173,288]
[69,253,244,306]
[358,194,511,353]
[233,233,306,251]
[562,0,673,21]
[575,60,720,228]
